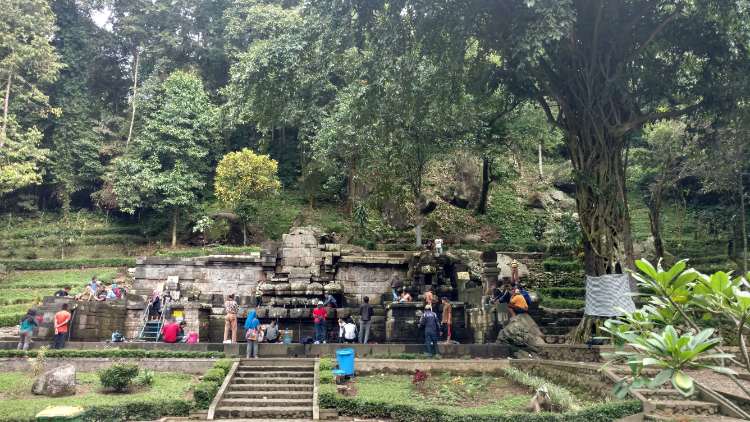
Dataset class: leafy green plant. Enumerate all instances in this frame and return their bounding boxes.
[502,367,581,411]
[202,368,225,384]
[98,363,139,392]
[193,380,219,409]
[134,369,155,386]
[212,359,233,376]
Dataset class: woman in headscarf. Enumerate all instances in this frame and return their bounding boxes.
[244,309,261,358]
[17,309,38,351]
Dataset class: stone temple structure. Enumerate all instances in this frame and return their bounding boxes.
[32,226,544,345]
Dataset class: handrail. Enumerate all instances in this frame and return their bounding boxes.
[155,297,170,342]
[137,301,153,340]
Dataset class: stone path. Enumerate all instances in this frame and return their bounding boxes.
[213,359,315,420]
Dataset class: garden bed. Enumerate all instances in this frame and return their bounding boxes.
[0,371,196,422]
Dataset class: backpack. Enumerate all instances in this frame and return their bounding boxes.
[245,328,258,341]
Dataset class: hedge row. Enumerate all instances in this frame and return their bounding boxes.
[155,246,261,258]
[0,313,25,327]
[0,258,136,270]
[7,225,142,240]
[193,358,233,408]
[319,392,642,422]
[543,258,583,272]
[3,400,193,422]
[538,287,585,299]
[0,349,225,359]
[0,234,147,249]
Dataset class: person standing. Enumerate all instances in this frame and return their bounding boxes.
[390,276,402,302]
[358,296,373,344]
[17,309,38,351]
[441,297,452,342]
[244,309,260,358]
[434,238,443,256]
[312,301,328,344]
[510,260,520,286]
[419,305,441,357]
[255,280,265,307]
[424,289,434,307]
[53,304,71,349]
[223,294,239,343]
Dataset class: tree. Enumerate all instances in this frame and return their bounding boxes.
[214,149,281,245]
[110,71,219,247]
[631,120,688,260]
[0,0,63,195]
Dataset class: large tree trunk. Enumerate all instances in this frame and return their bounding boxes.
[648,195,665,260]
[1,71,11,147]
[126,49,140,149]
[171,208,179,248]
[740,175,748,274]
[475,156,491,214]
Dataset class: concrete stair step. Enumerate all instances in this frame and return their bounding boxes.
[223,391,313,399]
[236,366,314,372]
[650,400,719,416]
[235,371,313,378]
[228,383,313,392]
[219,398,312,407]
[634,389,694,401]
[232,377,313,385]
[215,406,313,419]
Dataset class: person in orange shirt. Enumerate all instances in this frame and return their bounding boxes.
[509,288,528,317]
[53,303,72,349]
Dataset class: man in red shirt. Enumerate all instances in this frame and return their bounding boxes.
[312,301,328,344]
[161,318,181,343]
[53,303,72,349]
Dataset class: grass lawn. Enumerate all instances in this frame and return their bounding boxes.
[0,371,195,421]
[321,373,532,416]
[0,268,120,290]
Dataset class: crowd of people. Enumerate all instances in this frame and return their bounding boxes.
[49,275,126,302]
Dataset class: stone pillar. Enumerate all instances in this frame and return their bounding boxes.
[480,251,499,303]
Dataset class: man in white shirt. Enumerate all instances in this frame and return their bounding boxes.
[342,319,357,343]
[434,238,443,256]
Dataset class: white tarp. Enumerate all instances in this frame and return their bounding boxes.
[584,274,636,317]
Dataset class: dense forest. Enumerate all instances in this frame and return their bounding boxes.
[2,0,749,276]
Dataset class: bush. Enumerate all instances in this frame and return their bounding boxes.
[134,369,155,386]
[202,368,226,384]
[319,390,641,422]
[0,258,136,271]
[542,258,582,272]
[99,363,139,392]
[212,358,233,376]
[538,287,586,299]
[0,349,225,359]
[540,297,585,310]
[80,399,192,421]
[193,380,219,409]
[0,313,24,327]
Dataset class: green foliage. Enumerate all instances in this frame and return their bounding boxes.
[0,349,225,359]
[501,367,581,411]
[483,188,536,248]
[155,246,260,258]
[0,267,118,290]
[98,363,140,392]
[134,369,155,387]
[0,258,135,271]
[193,380,219,409]
[202,368,226,384]
[212,359,233,376]
[0,371,194,422]
[0,313,25,327]
[542,259,582,272]
[539,297,584,310]
[544,212,581,256]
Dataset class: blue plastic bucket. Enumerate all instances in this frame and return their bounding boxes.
[335,348,355,376]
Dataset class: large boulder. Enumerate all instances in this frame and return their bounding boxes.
[496,313,545,347]
[32,364,77,397]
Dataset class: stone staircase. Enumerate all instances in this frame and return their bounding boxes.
[139,320,162,341]
[213,359,315,420]
[529,307,582,343]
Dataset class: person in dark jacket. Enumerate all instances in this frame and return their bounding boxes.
[358,296,373,344]
[419,304,441,357]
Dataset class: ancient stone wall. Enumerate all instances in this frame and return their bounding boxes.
[335,261,408,306]
[35,297,127,341]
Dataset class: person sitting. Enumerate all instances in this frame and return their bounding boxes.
[337,318,346,343]
[324,294,338,308]
[424,289,434,307]
[54,286,71,297]
[509,288,529,317]
[342,318,357,343]
[95,284,107,302]
[264,320,279,343]
[161,318,180,343]
[491,284,512,304]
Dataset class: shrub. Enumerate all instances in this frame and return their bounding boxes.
[502,367,580,411]
[0,313,25,327]
[0,258,136,271]
[0,349,225,359]
[319,390,641,422]
[99,363,139,392]
[80,399,192,421]
[202,368,226,384]
[134,369,155,386]
[212,359,233,376]
[540,297,584,310]
[193,380,220,409]
[542,258,582,272]
[538,287,586,299]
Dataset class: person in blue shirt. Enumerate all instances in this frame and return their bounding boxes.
[419,305,441,357]
[17,309,38,351]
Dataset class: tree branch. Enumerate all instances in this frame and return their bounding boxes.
[613,103,701,137]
